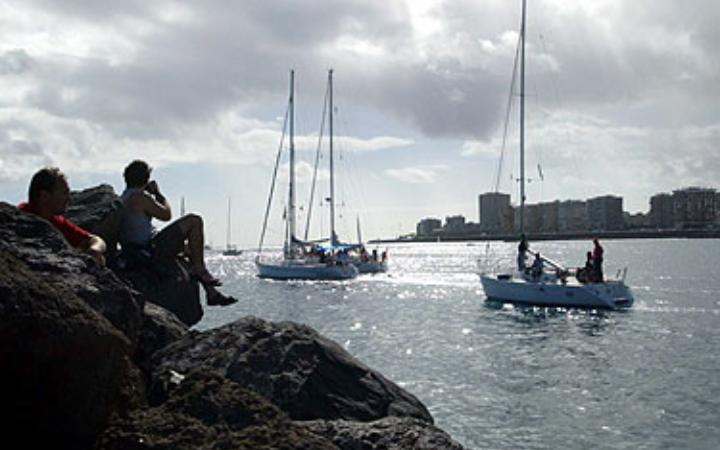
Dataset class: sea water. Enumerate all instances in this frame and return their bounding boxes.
[198,239,720,449]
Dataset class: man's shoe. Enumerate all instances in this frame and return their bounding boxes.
[207,292,238,306]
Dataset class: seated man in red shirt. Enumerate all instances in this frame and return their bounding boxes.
[19,167,106,265]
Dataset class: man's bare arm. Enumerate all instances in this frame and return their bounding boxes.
[79,234,106,265]
[140,181,172,221]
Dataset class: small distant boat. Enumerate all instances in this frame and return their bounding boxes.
[222,245,242,256]
[223,197,242,256]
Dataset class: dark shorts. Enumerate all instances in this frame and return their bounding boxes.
[152,220,186,261]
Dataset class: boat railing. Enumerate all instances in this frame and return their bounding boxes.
[527,250,567,272]
[615,267,628,283]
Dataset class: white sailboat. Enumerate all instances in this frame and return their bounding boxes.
[479,0,633,310]
[299,75,387,275]
[223,197,242,256]
[255,70,358,280]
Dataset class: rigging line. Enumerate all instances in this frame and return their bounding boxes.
[257,101,290,258]
[332,82,369,241]
[486,11,523,259]
[304,78,330,241]
[344,131,370,220]
[493,29,522,194]
[537,31,585,203]
[335,112,365,228]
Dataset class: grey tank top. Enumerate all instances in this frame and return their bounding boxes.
[119,188,155,246]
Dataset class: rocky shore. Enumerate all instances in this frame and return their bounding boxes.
[0,191,467,450]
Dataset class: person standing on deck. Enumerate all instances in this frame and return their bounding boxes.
[517,234,529,272]
[592,238,604,282]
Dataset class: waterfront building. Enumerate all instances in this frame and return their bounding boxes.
[445,215,466,231]
[538,201,560,233]
[416,218,442,238]
[514,204,542,233]
[478,192,513,234]
[649,193,675,229]
[587,195,624,231]
[558,200,588,232]
[673,187,717,229]
[624,212,649,229]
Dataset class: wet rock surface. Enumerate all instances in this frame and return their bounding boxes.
[151,316,434,423]
[0,204,144,449]
[0,195,467,450]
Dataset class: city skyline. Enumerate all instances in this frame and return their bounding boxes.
[415,186,720,240]
[1,1,718,246]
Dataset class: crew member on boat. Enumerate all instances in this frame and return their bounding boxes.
[517,234,529,272]
[531,252,543,281]
[592,238,604,282]
[577,251,594,283]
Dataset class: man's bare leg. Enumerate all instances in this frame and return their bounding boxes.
[176,214,221,285]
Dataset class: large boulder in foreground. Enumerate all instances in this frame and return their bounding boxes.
[0,248,144,449]
[151,316,434,423]
[302,417,466,449]
[97,371,338,450]
[0,202,143,344]
[99,370,466,450]
[117,258,203,327]
[135,302,189,376]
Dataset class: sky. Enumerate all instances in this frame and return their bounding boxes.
[1,0,718,247]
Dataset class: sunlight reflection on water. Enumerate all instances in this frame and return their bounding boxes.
[200,240,720,449]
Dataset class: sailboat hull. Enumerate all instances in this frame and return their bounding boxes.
[355,260,388,274]
[480,273,633,310]
[256,260,358,280]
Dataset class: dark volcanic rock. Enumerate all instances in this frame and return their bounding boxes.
[0,202,143,344]
[151,316,434,423]
[302,417,466,450]
[0,194,468,449]
[135,302,189,377]
[97,370,338,450]
[66,184,123,230]
[0,250,144,449]
[66,184,125,267]
[117,258,203,327]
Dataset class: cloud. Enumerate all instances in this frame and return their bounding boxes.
[294,135,413,153]
[1,0,719,232]
[470,110,720,211]
[384,164,449,184]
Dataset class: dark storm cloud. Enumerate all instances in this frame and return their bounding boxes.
[10,0,513,140]
[4,0,720,141]
[0,50,34,75]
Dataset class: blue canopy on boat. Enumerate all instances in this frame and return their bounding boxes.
[316,244,358,252]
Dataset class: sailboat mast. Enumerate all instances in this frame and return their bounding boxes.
[288,69,296,251]
[226,197,231,249]
[328,69,337,246]
[519,0,527,235]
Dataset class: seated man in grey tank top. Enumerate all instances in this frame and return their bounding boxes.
[119,160,236,306]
